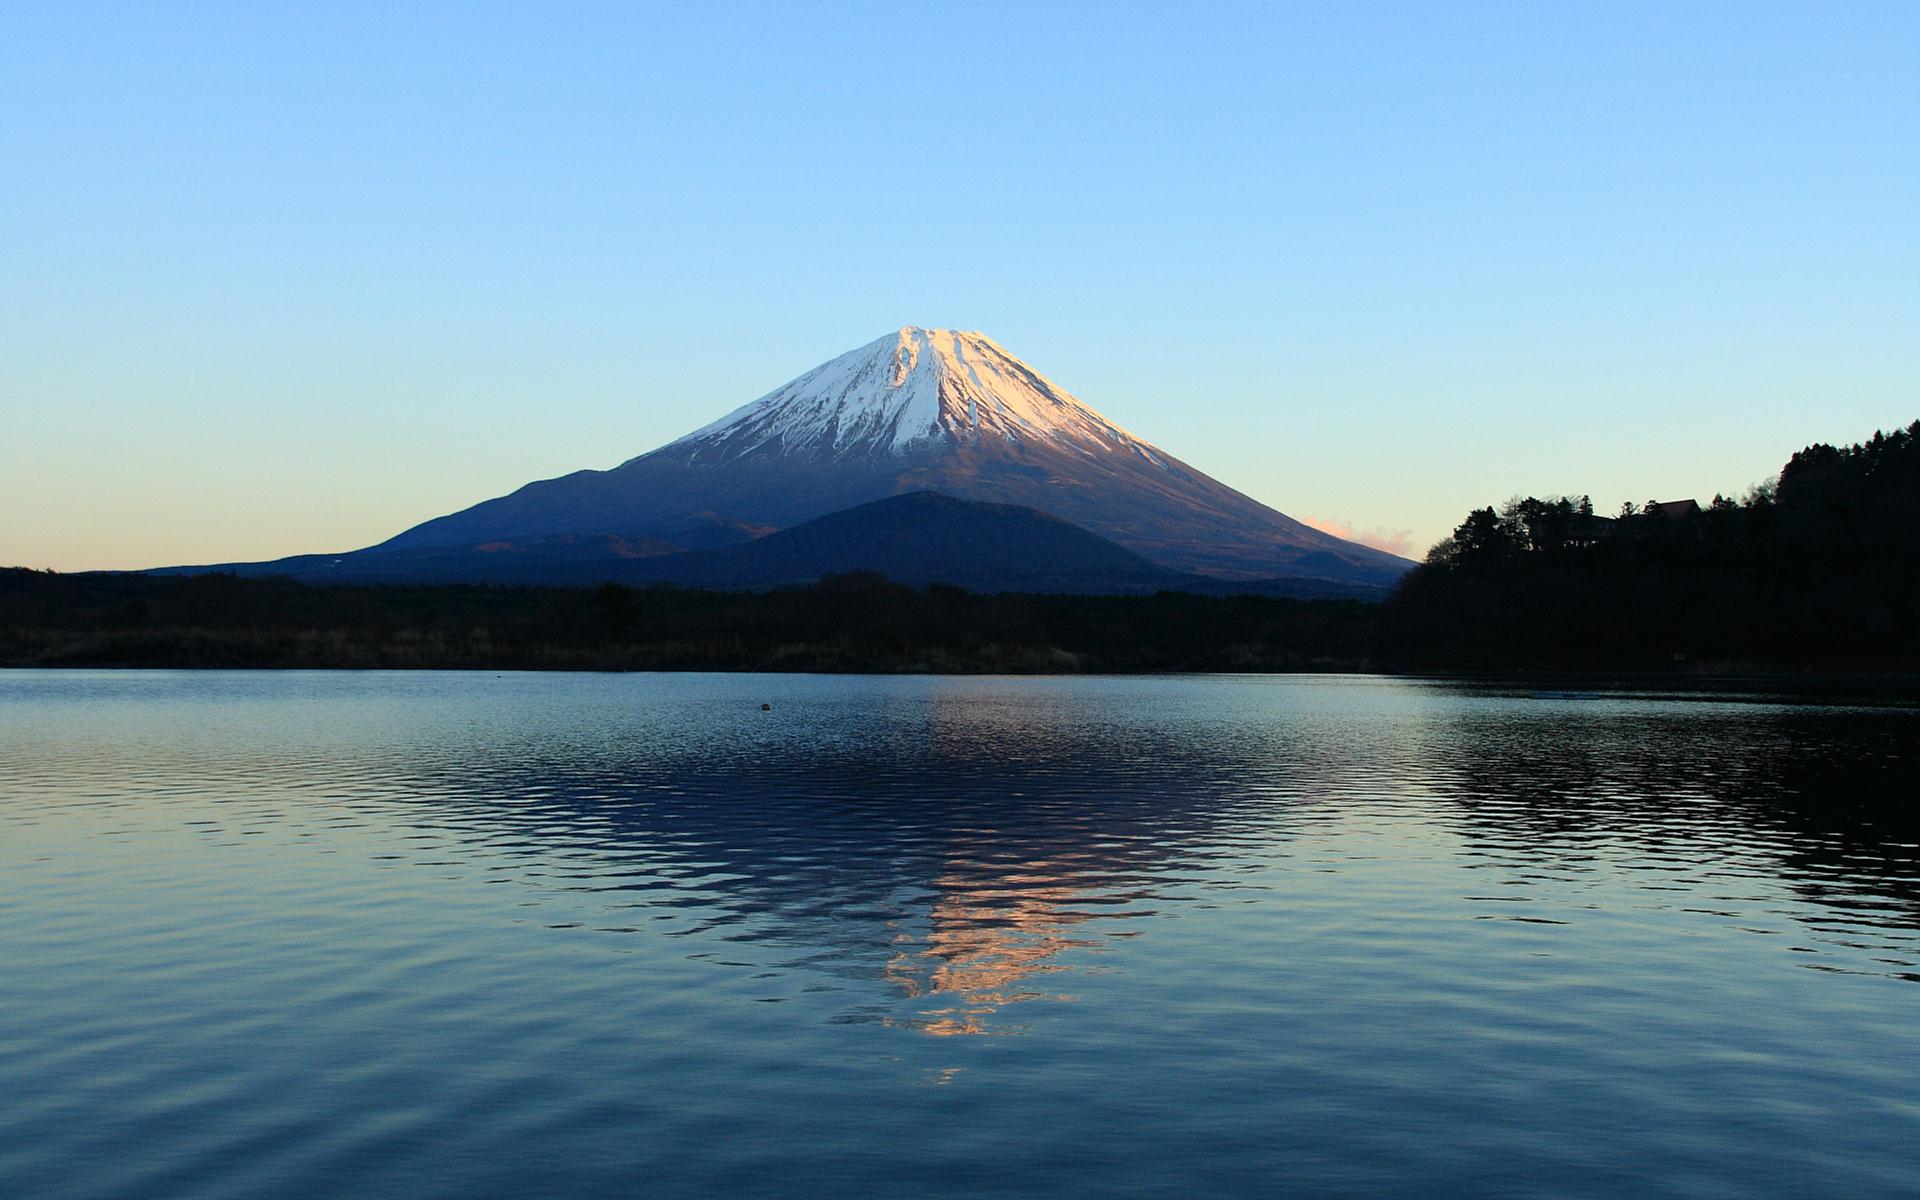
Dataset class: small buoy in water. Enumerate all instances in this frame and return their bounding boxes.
[761,703,772,711]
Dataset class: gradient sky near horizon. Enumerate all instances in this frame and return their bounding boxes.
[4,2,1917,571]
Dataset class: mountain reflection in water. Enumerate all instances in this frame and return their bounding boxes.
[122,672,1907,1023]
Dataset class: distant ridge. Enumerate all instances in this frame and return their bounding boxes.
[617,492,1183,592]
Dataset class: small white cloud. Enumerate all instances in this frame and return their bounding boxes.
[1300,514,1416,559]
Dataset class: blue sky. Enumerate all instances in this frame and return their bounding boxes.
[3,1,1916,569]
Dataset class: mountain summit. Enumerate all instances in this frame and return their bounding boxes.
[672,328,1152,459]
[370,328,1411,586]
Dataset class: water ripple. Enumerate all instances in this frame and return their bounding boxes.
[1,671,1916,1199]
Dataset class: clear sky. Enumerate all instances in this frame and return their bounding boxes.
[4,1,1916,570]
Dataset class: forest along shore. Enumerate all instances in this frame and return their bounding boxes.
[0,569,1382,674]
[8,421,1916,677]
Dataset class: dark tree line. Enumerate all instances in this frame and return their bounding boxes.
[0,569,1381,673]
[1388,420,1920,671]
[8,421,1916,677]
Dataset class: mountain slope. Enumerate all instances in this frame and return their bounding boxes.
[369,329,1411,585]
[157,494,1200,593]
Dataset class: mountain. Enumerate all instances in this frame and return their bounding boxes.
[156,329,1413,589]
[365,329,1412,585]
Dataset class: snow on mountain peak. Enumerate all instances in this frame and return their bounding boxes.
[671,328,1158,461]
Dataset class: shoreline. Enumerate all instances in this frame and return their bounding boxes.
[7,660,1917,696]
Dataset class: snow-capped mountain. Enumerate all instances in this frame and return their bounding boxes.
[673,328,1157,459]
[360,327,1411,586]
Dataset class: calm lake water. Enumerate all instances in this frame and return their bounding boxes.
[2,671,1917,1199]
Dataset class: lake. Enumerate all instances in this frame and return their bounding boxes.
[2,671,1916,1198]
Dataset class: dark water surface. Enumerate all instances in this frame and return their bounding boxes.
[3,671,1917,1199]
